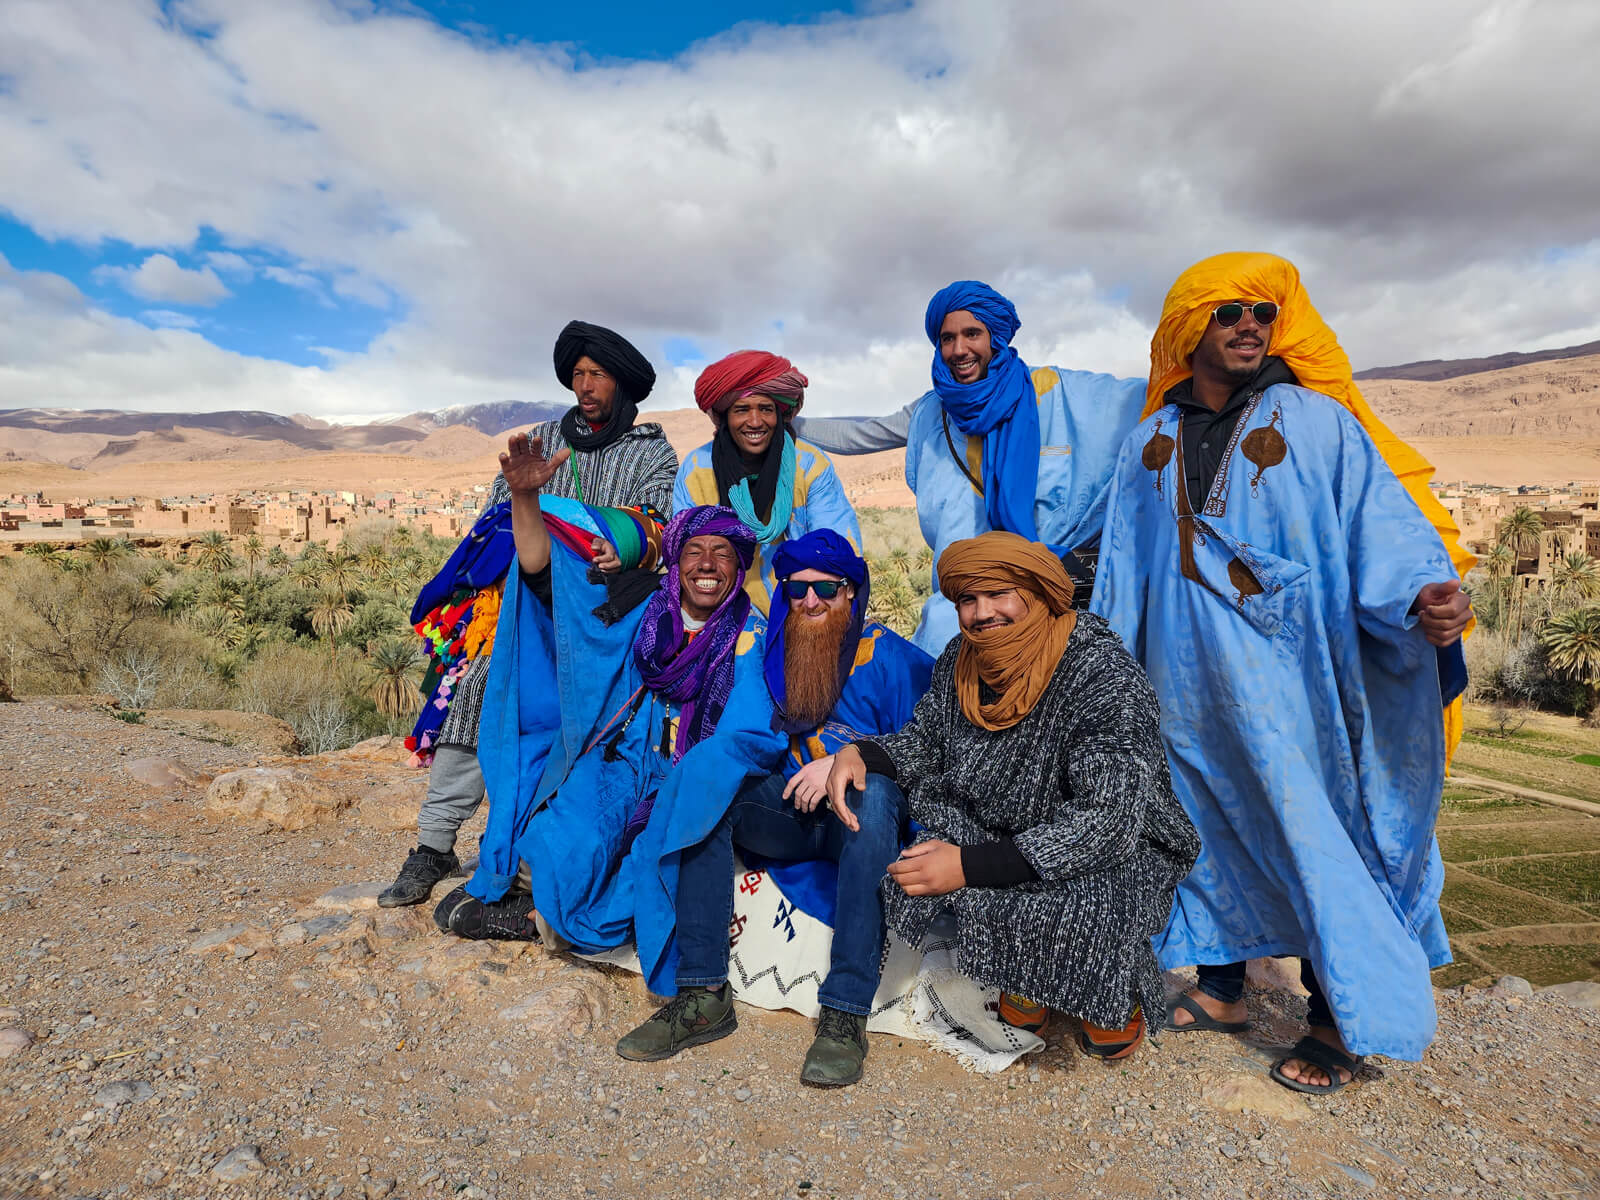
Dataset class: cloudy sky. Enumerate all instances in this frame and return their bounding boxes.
[2,0,1597,423]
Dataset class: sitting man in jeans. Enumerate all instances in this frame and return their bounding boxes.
[617,529,933,1087]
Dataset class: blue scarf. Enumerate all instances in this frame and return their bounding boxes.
[925,281,1048,548]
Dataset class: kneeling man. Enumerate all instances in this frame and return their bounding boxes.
[618,529,933,1087]
[827,532,1199,1059]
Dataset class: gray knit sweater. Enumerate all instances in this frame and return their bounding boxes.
[436,417,677,749]
[862,613,1200,1029]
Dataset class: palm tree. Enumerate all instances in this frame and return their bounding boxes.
[887,547,912,578]
[1497,507,1543,640]
[357,543,390,578]
[133,568,171,612]
[868,580,922,637]
[1479,543,1515,632]
[192,530,236,575]
[241,534,266,579]
[914,546,934,573]
[308,591,356,659]
[81,536,129,571]
[265,545,290,572]
[366,638,422,718]
[1541,605,1600,716]
[323,551,362,599]
[187,605,246,650]
[23,543,66,568]
[1551,551,1600,612]
[292,556,329,591]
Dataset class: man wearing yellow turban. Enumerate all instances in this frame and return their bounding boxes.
[826,531,1200,1061]
[1092,253,1473,1092]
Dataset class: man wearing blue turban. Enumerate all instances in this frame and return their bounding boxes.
[617,528,933,1088]
[793,281,1147,652]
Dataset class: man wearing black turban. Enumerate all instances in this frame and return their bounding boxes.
[378,320,678,911]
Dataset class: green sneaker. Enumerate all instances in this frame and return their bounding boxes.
[800,1006,868,1087]
[616,985,736,1062]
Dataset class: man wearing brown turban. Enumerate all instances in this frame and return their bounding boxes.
[825,531,1199,1060]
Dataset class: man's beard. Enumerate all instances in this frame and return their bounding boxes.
[782,604,853,728]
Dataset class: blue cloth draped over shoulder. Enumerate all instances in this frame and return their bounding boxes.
[409,501,514,625]
[1091,384,1459,1061]
[904,368,1147,655]
[925,282,1050,549]
[471,498,785,994]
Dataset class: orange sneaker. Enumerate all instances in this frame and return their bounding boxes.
[997,992,1048,1034]
[1079,1005,1145,1060]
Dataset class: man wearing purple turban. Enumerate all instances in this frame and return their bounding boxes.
[433,432,781,958]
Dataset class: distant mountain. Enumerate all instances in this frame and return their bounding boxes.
[1357,339,1600,382]
[387,399,569,436]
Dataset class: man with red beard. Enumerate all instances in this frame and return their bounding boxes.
[617,529,933,1087]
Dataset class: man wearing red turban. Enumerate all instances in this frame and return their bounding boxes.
[674,350,861,616]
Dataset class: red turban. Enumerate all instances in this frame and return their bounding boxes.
[693,350,808,425]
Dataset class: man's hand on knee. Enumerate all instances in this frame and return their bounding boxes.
[824,745,867,833]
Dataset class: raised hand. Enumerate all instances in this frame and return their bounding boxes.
[500,433,571,496]
[1413,579,1472,647]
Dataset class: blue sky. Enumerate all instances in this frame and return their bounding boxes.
[1,0,1596,421]
[0,2,879,374]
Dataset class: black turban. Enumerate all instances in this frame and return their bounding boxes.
[552,320,656,403]
[552,321,657,452]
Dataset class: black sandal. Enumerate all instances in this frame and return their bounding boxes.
[1269,1035,1363,1094]
[1164,992,1250,1034]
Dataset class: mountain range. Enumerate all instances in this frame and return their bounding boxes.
[2,344,1597,495]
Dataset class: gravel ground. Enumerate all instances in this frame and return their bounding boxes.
[1,698,1597,1200]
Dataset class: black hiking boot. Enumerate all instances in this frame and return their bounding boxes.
[378,845,461,908]
[615,985,737,1062]
[435,886,541,941]
[800,1006,868,1087]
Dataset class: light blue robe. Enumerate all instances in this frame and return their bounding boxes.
[903,369,1145,652]
[472,499,785,993]
[1092,384,1458,1061]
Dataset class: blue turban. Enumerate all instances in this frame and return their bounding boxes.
[764,528,870,734]
[924,280,1051,549]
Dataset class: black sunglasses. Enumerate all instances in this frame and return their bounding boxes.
[1212,301,1278,328]
[780,578,848,601]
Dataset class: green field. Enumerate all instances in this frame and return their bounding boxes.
[1432,706,1600,988]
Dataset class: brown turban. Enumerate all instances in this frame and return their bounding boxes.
[936,531,1077,731]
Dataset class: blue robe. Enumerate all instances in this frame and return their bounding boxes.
[1092,384,1458,1061]
[751,623,934,922]
[904,369,1146,653]
[471,499,784,993]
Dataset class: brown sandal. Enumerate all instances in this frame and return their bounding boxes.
[1079,1005,1145,1060]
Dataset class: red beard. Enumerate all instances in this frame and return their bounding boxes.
[781,603,852,728]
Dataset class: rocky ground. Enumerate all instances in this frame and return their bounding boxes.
[1,698,1597,1200]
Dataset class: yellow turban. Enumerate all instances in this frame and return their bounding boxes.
[1148,251,1472,761]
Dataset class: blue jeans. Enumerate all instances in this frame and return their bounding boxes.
[1196,960,1334,1029]
[674,771,906,1016]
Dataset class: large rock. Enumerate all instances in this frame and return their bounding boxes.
[206,767,353,830]
[323,735,409,765]
[357,777,424,832]
[124,756,210,791]
[1201,1072,1310,1123]
[1538,980,1600,1011]
[0,1027,34,1058]
[498,977,610,1037]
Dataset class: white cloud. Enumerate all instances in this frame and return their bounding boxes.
[141,309,202,329]
[94,253,230,306]
[0,0,1596,421]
